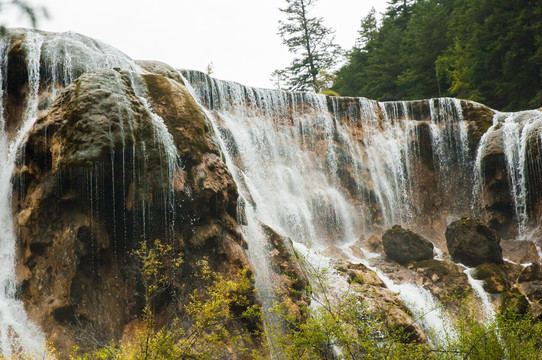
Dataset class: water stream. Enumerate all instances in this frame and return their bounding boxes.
[0,30,47,358]
[0,30,541,355]
[181,71,482,344]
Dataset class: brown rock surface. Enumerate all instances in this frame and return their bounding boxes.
[445,217,503,267]
[335,261,427,343]
[382,225,434,265]
[13,68,263,355]
[500,240,540,264]
[411,259,471,304]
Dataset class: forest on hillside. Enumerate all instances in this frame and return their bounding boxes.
[332,0,542,112]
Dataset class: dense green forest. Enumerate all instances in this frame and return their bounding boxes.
[332,0,542,111]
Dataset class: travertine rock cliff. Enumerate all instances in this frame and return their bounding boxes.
[1,29,541,358]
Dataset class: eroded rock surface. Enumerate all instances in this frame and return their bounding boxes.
[445,217,503,267]
[13,67,263,355]
[382,225,434,265]
[335,261,427,343]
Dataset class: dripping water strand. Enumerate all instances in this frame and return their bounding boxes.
[0,30,47,357]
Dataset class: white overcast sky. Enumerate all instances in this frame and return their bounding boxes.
[1,0,389,89]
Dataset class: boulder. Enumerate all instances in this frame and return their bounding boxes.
[445,217,503,267]
[382,225,434,265]
[472,263,520,294]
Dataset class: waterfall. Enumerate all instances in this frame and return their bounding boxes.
[182,71,477,342]
[474,110,542,237]
[0,29,141,357]
[364,100,415,226]
[463,267,496,321]
[2,29,541,354]
[0,30,47,358]
[183,71,479,244]
[500,111,542,236]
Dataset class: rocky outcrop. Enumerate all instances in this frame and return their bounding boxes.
[382,225,434,265]
[335,261,426,343]
[12,67,264,355]
[411,259,471,306]
[262,225,309,322]
[517,264,542,317]
[445,217,503,267]
[500,240,540,264]
[472,263,522,293]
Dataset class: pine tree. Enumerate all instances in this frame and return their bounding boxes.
[274,0,342,92]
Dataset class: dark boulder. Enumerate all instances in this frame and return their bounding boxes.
[445,217,503,267]
[382,225,434,265]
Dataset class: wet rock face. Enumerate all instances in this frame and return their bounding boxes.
[517,264,542,317]
[411,259,470,304]
[500,240,540,264]
[262,225,310,322]
[13,67,261,355]
[334,261,426,344]
[445,217,503,267]
[382,225,434,265]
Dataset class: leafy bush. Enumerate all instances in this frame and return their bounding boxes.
[70,240,265,360]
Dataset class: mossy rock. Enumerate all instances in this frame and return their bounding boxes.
[137,60,185,85]
[382,225,434,265]
[500,287,530,316]
[445,217,503,267]
[411,259,470,302]
[262,224,309,300]
[461,100,496,151]
[473,263,509,294]
[142,73,214,165]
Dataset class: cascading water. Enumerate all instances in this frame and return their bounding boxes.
[182,71,485,343]
[0,29,142,357]
[474,110,542,237]
[463,267,496,321]
[1,28,541,354]
[0,30,47,358]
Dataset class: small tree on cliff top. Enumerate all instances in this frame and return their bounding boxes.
[274,0,342,92]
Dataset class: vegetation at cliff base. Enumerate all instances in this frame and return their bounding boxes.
[65,244,542,360]
[332,0,542,111]
[69,240,265,360]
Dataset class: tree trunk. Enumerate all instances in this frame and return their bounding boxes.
[300,0,318,90]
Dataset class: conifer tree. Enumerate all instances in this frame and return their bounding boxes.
[274,0,342,92]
